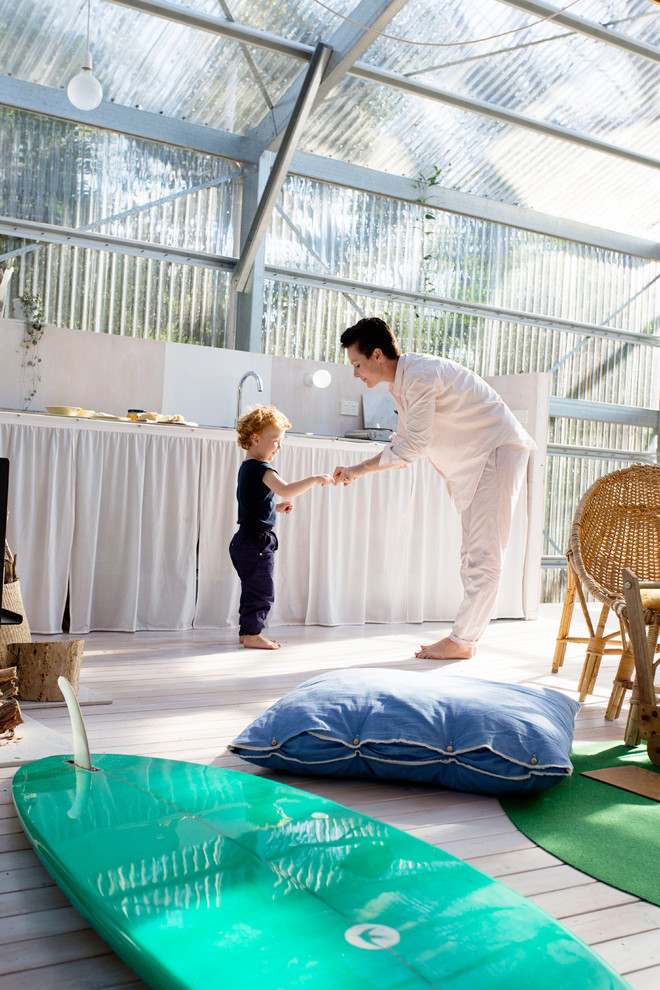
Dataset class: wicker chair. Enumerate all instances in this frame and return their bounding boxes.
[551,463,660,721]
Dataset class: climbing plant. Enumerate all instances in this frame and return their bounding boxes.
[17,291,45,410]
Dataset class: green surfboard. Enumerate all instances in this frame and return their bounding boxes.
[13,752,629,990]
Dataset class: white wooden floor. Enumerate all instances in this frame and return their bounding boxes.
[1,604,659,989]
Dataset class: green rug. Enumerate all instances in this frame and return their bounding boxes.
[500,741,660,906]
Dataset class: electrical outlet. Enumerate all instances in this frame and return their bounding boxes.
[340,400,359,417]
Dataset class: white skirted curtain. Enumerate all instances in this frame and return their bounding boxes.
[271,443,526,627]
[0,422,75,633]
[195,437,243,629]
[0,418,527,634]
[69,429,201,633]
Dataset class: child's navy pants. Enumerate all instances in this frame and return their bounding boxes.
[229,526,278,636]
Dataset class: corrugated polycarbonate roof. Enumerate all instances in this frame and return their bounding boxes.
[184,0,356,44]
[300,57,660,240]
[0,0,306,132]
[295,0,660,239]
[1,0,659,241]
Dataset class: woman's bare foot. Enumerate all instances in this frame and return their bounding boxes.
[241,633,281,650]
[415,637,476,660]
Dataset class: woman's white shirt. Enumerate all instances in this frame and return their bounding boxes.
[379,353,535,511]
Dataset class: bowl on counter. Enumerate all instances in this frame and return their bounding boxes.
[45,406,82,417]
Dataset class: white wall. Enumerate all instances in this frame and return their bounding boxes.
[0,319,366,434]
[1,320,166,417]
[0,319,549,442]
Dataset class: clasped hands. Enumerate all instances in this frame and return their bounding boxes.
[332,465,359,486]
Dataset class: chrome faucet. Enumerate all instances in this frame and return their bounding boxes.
[236,370,264,425]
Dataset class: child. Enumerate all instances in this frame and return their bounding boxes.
[229,405,333,650]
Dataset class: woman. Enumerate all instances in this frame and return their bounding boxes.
[333,317,535,660]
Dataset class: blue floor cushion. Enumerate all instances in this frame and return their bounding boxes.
[228,668,580,795]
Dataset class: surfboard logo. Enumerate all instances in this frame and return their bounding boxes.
[344,923,401,950]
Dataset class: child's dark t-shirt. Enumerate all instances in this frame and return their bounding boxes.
[236,459,278,528]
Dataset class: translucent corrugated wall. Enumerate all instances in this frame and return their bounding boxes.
[267,178,660,403]
[6,241,232,346]
[1,110,237,249]
[0,108,236,343]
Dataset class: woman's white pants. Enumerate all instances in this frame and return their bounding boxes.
[450,444,530,648]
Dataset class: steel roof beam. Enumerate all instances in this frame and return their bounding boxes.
[493,0,660,65]
[291,149,660,260]
[266,265,660,347]
[106,0,311,59]
[108,0,660,67]
[349,63,660,171]
[2,213,656,348]
[251,0,410,150]
[0,78,261,161]
[232,43,332,293]
[315,0,411,98]
[0,217,236,270]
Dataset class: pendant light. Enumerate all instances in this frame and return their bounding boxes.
[67,0,103,111]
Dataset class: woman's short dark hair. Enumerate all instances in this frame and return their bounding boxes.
[340,317,401,359]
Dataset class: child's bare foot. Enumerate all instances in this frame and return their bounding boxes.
[415,637,476,660]
[241,633,281,650]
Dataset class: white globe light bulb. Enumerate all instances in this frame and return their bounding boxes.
[67,50,103,110]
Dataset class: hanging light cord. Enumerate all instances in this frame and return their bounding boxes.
[86,0,91,51]
[309,0,589,47]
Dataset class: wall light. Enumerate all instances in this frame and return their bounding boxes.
[304,369,332,389]
[67,0,103,111]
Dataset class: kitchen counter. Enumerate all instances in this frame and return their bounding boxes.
[1,409,391,444]
[0,410,530,634]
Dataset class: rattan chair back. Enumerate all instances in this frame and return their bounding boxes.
[569,463,660,610]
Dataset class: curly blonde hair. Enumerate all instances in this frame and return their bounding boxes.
[235,405,291,450]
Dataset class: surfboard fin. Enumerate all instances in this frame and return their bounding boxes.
[58,676,92,771]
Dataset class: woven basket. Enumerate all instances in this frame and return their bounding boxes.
[0,580,32,665]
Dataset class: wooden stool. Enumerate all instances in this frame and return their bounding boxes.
[8,640,84,702]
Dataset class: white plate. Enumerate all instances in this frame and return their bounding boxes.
[46,406,81,416]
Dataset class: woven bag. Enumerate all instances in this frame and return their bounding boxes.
[0,580,32,665]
